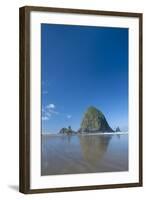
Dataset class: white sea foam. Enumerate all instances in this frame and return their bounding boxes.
[78,132,128,136]
[42,132,128,136]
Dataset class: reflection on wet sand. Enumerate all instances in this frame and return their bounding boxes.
[41,134,128,176]
[79,135,111,164]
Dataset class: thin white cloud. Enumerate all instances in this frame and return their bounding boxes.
[42,116,50,121]
[46,103,59,114]
[42,104,71,122]
[46,112,51,117]
[46,104,55,109]
[49,110,59,115]
[42,103,59,121]
[67,115,72,119]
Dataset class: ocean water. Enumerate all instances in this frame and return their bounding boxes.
[41,133,128,176]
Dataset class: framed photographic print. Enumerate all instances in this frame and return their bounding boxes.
[19,6,143,194]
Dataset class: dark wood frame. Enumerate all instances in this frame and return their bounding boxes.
[19,6,143,194]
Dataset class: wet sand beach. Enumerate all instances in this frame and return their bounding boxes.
[41,134,128,176]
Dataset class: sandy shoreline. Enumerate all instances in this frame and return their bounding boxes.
[41,133,128,175]
[42,132,128,136]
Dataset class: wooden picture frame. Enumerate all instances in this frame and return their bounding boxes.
[19,6,143,194]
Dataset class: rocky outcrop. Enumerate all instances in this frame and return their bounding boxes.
[79,106,114,133]
[59,126,76,135]
[59,106,115,135]
[115,127,121,132]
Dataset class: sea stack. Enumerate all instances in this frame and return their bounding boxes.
[79,106,114,133]
[59,126,76,135]
[115,127,121,132]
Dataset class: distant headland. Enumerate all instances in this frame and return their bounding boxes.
[59,106,121,135]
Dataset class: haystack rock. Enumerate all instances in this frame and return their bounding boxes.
[79,106,114,133]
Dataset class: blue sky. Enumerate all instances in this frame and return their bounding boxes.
[41,23,128,133]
